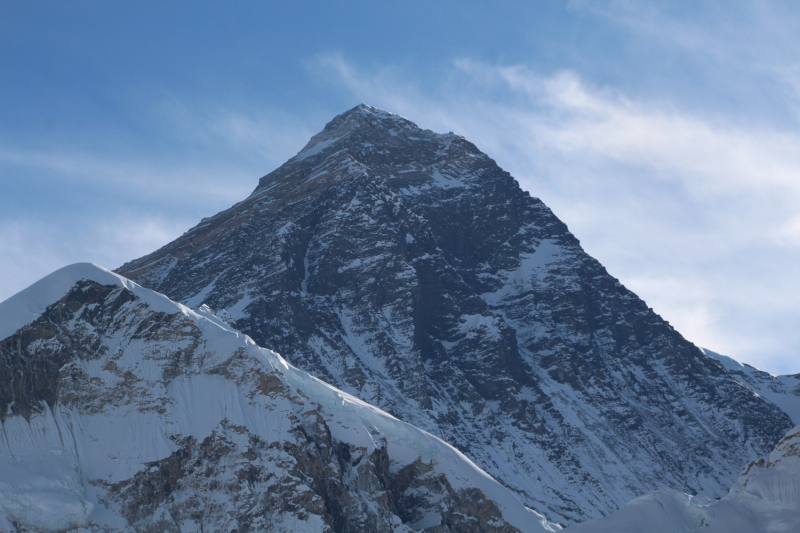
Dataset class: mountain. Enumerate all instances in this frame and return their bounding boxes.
[0,263,558,532]
[117,104,793,523]
[566,424,800,533]
[701,348,800,424]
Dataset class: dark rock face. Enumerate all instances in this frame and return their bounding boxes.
[701,348,800,425]
[0,281,152,420]
[103,431,517,533]
[0,277,530,532]
[118,104,793,523]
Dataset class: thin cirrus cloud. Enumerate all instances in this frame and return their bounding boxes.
[571,0,800,123]
[0,99,313,304]
[147,96,316,167]
[571,0,799,63]
[0,147,254,209]
[1,100,313,209]
[0,214,193,304]
[309,53,800,374]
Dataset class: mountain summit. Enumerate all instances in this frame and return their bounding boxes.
[118,105,792,523]
[290,103,419,162]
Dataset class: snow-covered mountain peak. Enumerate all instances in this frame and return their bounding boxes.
[0,265,558,532]
[0,262,184,342]
[291,103,418,161]
[281,102,481,195]
[345,103,411,122]
[117,105,793,524]
[326,103,415,133]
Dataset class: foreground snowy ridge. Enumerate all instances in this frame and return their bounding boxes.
[566,424,800,533]
[0,263,558,532]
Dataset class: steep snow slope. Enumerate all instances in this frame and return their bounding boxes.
[0,263,557,532]
[566,425,800,533]
[117,104,792,523]
[702,348,800,424]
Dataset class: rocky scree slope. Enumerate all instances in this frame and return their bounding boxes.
[118,104,793,524]
[0,263,557,533]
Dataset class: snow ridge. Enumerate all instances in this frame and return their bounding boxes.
[702,348,800,425]
[0,263,177,341]
[0,264,557,532]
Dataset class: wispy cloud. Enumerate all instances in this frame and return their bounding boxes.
[150,96,316,166]
[569,1,800,60]
[0,213,193,302]
[309,53,800,373]
[568,0,800,121]
[0,98,316,212]
[0,95,319,301]
[0,146,255,209]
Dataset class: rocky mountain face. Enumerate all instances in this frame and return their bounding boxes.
[0,264,557,533]
[567,424,800,533]
[117,104,793,523]
[702,348,800,425]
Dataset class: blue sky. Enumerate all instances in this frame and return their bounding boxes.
[2,1,800,373]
